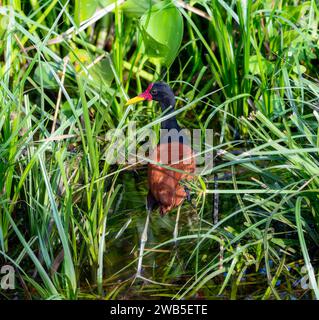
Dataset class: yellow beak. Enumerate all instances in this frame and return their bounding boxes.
[125,95,146,106]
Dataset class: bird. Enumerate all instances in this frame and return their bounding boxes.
[125,82,195,215]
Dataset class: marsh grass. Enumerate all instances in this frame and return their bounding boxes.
[0,0,319,300]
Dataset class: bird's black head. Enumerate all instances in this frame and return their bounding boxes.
[125,82,176,112]
[147,82,175,108]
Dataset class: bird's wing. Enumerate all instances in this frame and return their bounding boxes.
[147,142,196,214]
[148,165,177,206]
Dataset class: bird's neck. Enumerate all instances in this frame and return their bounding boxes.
[160,98,180,131]
[161,117,180,131]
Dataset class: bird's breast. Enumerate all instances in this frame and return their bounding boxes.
[147,142,195,214]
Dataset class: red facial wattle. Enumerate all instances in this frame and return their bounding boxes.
[138,83,154,101]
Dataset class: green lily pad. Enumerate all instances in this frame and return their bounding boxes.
[74,0,99,25]
[101,0,159,18]
[140,1,183,66]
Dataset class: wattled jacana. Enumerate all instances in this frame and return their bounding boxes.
[126,82,195,215]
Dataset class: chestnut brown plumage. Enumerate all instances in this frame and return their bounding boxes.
[126,82,195,215]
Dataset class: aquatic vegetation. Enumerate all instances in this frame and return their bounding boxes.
[0,0,318,300]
